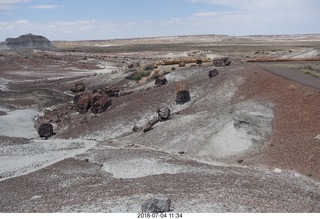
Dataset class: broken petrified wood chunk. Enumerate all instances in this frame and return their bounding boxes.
[91,96,112,114]
[157,107,171,120]
[74,92,92,114]
[142,197,171,213]
[212,57,231,67]
[38,123,54,138]
[70,82,85,93]
[143,117,160,133]
[176,90,191,104]
[90,92,103,105]
[209,69,219,78]
[154,76,168,87]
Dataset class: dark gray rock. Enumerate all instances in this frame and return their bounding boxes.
[209,69,219,78]
[176,90,191,104]
[157,107,171,120]
[38,123,54,138]
[142,197,171,213]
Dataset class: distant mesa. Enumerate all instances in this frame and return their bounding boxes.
[4,33,54,50]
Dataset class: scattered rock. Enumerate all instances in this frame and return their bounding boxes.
[142,197,171,213]
[70,82,85,93]
[213,57,231,67]
[38,123,54,138]
[176,90,191,104]
[91,96,112,114]
[155,76,168,87]
[157,107,171,120]
[84,158,89,162]
[209,69,219,78]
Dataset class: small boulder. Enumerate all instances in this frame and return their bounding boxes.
[155,76,168,87]
[38,123,54,138]
[209,69,219,78]
[176,90,191,104]
[142,197,171,213]
[157,107,171,120]
[70,82,85,93]
[91,96,112,114]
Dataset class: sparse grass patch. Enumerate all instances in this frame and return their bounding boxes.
[300,65,320,78]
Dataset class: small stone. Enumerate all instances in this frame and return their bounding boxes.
[84,158,89,162]
[178,151,185,154]
[237,159,243,164]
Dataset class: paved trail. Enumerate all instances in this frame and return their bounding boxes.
[261,65,320,89]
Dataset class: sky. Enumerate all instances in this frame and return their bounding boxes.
[0,0,319,41]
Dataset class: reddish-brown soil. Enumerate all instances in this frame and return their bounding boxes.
[235,64,320,179]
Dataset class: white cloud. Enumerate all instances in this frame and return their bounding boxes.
[189,0,320,35]
[0,0,30,10]
[28,4,61,9]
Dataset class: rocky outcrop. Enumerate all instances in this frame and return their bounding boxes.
[142,197,171,213]
[213,57,230,67]
[5,33,54,50]
[38,123,54,138]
